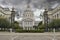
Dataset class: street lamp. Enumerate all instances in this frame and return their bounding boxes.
[43,9,48,32]
[11,7,15,23]
[10,7,15,32]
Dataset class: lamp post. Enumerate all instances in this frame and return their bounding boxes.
[10,7,15,32]
[11,7,15,23]
[43,9,48,32]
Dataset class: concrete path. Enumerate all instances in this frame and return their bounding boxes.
[0,32,60,40]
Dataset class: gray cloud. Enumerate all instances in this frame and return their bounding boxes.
[0,0,60,10]
[0,0,60,18]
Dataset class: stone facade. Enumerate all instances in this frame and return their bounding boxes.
[47,5,60,23]
[0,6,11,20]
[0,6,16,23]
[19,5,40,30]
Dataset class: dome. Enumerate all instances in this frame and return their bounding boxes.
[23,4,34,19]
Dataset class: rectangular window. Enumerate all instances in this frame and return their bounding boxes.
[57,14,59,19]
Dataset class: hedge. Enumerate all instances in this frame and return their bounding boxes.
[15,29,45,33]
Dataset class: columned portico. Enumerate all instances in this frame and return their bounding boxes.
[22,20,34,30]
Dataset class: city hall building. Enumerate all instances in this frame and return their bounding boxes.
[18,5,40,30]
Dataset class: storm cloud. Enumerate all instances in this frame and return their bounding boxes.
[0,0,60,20]
[0,0,60,10]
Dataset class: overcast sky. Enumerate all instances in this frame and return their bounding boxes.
[0,0,60,21]
[0,0,60,18]
[0,0,60,9]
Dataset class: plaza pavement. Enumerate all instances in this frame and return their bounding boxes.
[0,32,60,40]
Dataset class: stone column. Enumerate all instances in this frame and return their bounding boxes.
[29,27,30,30]
[33,21,34,26]
[33,21,34,29]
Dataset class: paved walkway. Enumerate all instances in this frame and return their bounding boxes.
[0,32,60,40]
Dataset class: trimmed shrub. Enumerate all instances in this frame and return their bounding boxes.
[15,29,45,33]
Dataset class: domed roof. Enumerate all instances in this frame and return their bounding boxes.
[24,4,33,12]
